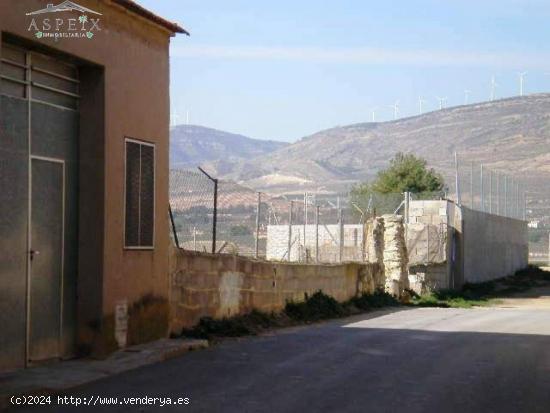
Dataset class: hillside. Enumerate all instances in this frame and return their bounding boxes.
[170,125,288,172]
[220,94,550,193]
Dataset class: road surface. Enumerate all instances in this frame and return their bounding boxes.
[13,296,550,412]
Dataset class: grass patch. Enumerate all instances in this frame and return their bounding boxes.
[411,265,550,309]
[347,289,400,311]
[181,310,286,341]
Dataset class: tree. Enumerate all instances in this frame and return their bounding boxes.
[351,153,444,214]
[370,152,444,194]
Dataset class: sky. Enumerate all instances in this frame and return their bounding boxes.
[138,0,550,142]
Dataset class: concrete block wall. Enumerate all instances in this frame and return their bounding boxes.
[461,206,528,283]
[407,199,528,290]
[409,263,449,294]
[169,247,383,332]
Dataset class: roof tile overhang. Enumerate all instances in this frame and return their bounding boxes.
[112,0,189,35]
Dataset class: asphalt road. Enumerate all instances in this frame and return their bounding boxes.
[15,303,550,413]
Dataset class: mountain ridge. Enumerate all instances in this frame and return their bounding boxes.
[170,124,288,171]
[217,93,550,193]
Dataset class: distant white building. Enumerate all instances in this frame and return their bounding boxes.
[528,220,540,229]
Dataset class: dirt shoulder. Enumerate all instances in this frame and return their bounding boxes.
[490,267,550,309]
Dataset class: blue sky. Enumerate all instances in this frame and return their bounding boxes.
[139,0,550,142]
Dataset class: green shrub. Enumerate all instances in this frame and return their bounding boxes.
[348,289,400,311]
[284,291,348,322]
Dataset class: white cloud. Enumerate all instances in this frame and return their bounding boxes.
[171,45,550,69]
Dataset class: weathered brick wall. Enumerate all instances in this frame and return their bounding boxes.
[169,247,383,332]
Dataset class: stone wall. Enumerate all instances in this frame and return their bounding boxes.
[169,248,383,332]
[364,216,385,289]
[382,215,409,298]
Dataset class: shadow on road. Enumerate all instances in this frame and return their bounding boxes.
[9,306,550,413]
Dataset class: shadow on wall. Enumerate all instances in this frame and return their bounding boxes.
[78,295,169,357]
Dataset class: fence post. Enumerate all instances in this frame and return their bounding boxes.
[516,181,520,219]
[503,175,508,216]
[193,226,197,250]
[198,167,218,254]
[454,152,461,206]
[480,164,484,212]
[496,172,500,215]
[315,205,320,263]
[288,201,293,261]
[255,192,261,258]
[213,179,218,253]
[339,208,344,263]
[404,191,410,224]
[490,170,493,213]
[470,161,474,209]
[168,205,180,249]
[303,192,308,257]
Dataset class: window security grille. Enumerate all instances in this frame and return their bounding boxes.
[125,139,155,248]
[1,42,79,110]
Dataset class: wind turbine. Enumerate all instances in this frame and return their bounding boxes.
[518,71,527,96]
[436,96,447,110]
[186,110,190,125]
[464,90,471,105]
[490,75,499,101]
[418,96,426,115]
[388,101,400,120]
[171,108,181,127]
[370,107,378,122]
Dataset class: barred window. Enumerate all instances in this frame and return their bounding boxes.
[125,139,155,248]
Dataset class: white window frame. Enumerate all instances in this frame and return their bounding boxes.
[123,137,156,250]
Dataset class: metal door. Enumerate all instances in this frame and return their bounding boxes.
[29,156,65,362]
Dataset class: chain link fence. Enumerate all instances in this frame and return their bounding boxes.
[170,170,376,262]
[170,159,544,265]
[449,154,526,220]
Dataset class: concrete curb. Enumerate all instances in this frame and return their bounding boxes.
[0,339,208,411]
